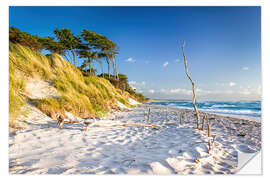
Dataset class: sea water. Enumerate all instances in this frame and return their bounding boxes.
[151,101,261,118]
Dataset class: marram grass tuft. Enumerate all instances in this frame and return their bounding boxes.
[9,43,131,127]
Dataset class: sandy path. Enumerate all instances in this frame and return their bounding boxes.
[9,105,261,174]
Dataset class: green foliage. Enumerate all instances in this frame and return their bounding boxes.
[9,27,122,81]
[9,26,147,127]
[126,88,147,102]
[54,28,81,65]
[80,66,97,76]
[80,29,107,49]
[38,37,66,55]
[54,28,81,50]
[9,27,42,52]
[100,73,146,102]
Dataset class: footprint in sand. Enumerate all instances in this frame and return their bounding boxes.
[22,159,40,166]
[236,144,257,153]
[96,141,106,146]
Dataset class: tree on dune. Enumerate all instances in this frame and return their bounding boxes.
[78,30,105,75]
[9,27,42,52]
[78,50,98,75]
[100,38,119,79]
[9,27,120,81]
[97,52,106,78]
[38,37,70,60]
[54,28,81,66]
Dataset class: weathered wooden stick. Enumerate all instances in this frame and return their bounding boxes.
[57,117,88,129]
[208,139,211,154]
[201,114,207,130]
[57,115,65,128]
[144,109,146,118]
[179,112,182,125]
[119,123,158,128]
[207,119,211,137]
[166,108,168,120]
[147,107,151,123]
[183,113,186,123]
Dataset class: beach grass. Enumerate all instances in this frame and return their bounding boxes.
[9,43,132,126]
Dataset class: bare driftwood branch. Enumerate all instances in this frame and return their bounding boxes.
[57,115,90,130]
[144,109,146,118]
[166,107,168,120]
[207,119,211,137]
[181,41,200,129]
[119,123,158,128]
[147,107,151,123]
[179,112,182,125]
[201,114,207,130]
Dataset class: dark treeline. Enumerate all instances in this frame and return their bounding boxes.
[9,27,119,79]
[9,27,146,101]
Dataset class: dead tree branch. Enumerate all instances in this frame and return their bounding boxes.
[147,107,151,123]
[181,41,200,129]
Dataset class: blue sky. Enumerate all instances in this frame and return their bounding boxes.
[9,6,261,101]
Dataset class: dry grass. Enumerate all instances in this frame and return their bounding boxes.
[9,43,131,127]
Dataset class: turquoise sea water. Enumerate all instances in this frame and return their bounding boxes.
[151,101,261,118]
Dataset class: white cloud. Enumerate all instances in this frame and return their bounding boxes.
[160,88,234,97]
[129,81,136,85]
[128,81,146,92]
[151,86,260,101]
[229,82,236,87]
[242,67,249,70]
[149,89,155,94]
[175,59,180,62]
[163,61,169,67]
[217,82,237,87]
[169,88,192,95]
[126,57,135,63]
[158,88,194,96]
[216,82,226,86]
[240,90,251,95]
[160,88,166,93]
[141,81,146,86]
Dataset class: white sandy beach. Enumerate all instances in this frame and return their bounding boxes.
[9,103,261,174]
[8,6,262,175]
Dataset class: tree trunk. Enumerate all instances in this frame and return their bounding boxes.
[111,58,118,79]
[74,51,77,66]
[106,58,110,78]
[88,58,92,75]
[111,58,116,78]
[71,49,77,66]
[181,41,200,129]
[115,58,119,80]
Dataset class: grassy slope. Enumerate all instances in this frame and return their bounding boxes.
[9,43,131,128]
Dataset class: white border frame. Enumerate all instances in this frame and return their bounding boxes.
[2,0,269,179]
